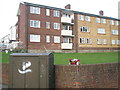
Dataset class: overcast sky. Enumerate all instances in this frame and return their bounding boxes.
[0,0,119,39]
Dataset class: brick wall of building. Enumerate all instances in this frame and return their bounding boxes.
[18,3,27,49]
[27,6,62,50]
[16,2,120,53]
[77,14,119,49]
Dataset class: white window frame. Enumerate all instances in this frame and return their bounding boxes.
[112,30,118,35]
[30,6,40,14]
[80,38,85,44]
[110,20,114,25]
[115,21,119,26]
[101,19,106,24]
[46,9,50,16]
[80,26,90,32]
[86,38,92,44]
[96,18,100,23]
[46,35,50,43]
[103,39,107,44]
[54,23,60,30]
[30,20,40,28]
[86,16,90,22]
[97,39,101,44]
[80,15,84,21]
[112,40,115,45]
[98,28,105,34]
[30,34,40,42]
[54,10,60,17]
[116,40,120,45]
[46,22,50,29]
[54,36,60,43]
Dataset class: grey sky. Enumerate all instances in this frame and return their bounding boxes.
[0,0,119,39]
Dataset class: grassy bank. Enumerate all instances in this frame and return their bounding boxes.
[54,52,119,65]
[0,52,119,64]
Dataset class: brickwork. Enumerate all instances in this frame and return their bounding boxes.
[18,3,27,49]
[55,63,119,88]
[0,63,8,85]
[16,2,120,53]
[28,49,119,53]
[77,14,119,48]
[1,63,119,88]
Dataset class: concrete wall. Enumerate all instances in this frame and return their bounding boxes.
[1,63,119,88]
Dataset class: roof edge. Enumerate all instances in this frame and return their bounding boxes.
[23,2,120,21]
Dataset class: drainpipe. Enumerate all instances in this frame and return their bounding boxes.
[110,24,112,51]
[74,14,78,53]
[25,5,29,53]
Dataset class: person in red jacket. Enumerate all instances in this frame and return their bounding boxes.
[69,59,80,65]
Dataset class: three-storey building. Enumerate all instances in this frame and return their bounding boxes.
[16,2,120,53]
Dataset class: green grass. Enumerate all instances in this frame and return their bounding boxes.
[54,52,119,65]
[0,52,119,64]
[0,52,11,63]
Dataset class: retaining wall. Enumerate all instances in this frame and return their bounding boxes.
[1,63,119,88]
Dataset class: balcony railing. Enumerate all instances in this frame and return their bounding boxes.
[61,17,73,24]
[61,43,73,49]
[61,30,74,37]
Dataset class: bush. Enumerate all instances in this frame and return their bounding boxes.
[12,49,28,53]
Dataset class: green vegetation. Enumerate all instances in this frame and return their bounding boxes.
[0,52,11,63]
[0,52,119,64]
[54,52,119,65]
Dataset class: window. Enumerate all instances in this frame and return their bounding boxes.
[98,28,105,34]
[63,25,72,30]
[97,39,101,44]
[63,38,68,43]
[110,20,114,25]
[46,22,50,29]
[30,34,40,42]
[16,34,18,38]
[112,30,118,35]
[46,9,50,16]
[112,40,115,45]
[80,26,90,32]
[30,6,40,14]
[80,38,85,44]
[62,13,71,18]
[30,20,40,28]
[54,36,60,43]
[103,39,107,44]
[116,40,120,45]
[54,10,60,17]
[54,23,60,30]
[101,19,106,24]
[63,38,72,43]
[115,21,119,26]
[86,38,92,44]
[96,18,100,23]
[86,16,90,22]
[80,15,84,21]
[46,35,50,43]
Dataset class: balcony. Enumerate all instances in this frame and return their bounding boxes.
[61,17,73,24]
[61,43,73,49]
[61,30,74,37]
